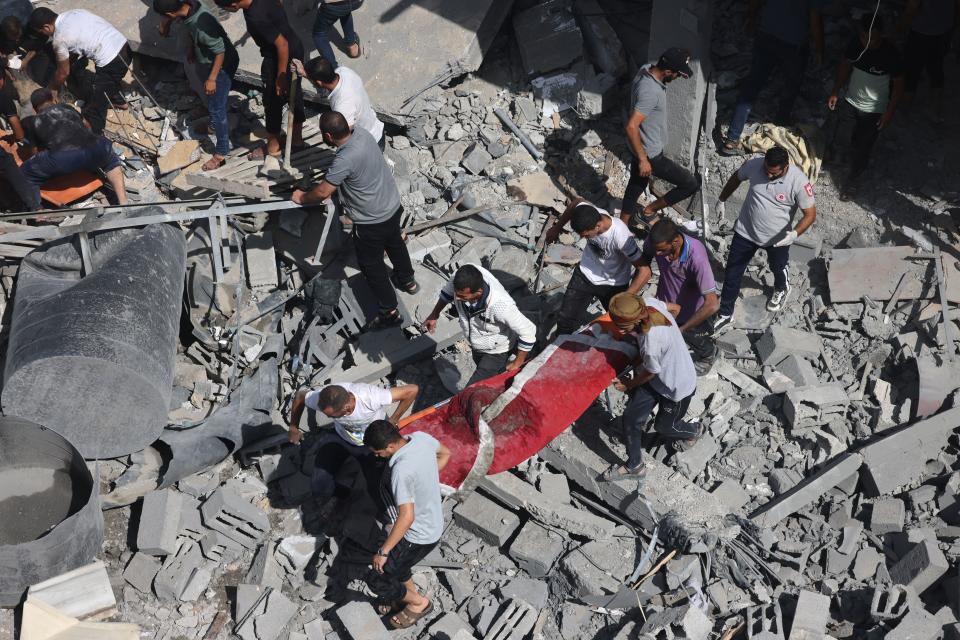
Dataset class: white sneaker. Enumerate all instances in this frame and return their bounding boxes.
[767,282,792,312]
[713,314,732,332]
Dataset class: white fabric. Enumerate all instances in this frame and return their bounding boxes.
[52,10,126,68]
[632,298,697,401]
[305,382,392,446]
[578,206,642,286]
[330,66,383,142]
[387,432,444,544]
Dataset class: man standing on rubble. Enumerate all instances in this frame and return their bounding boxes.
[213,0,305,160]
[604,292,701,479]
[364,420,449,630]
[292,111,418,331]
[423,264,538,386]
[27,7,129,135]
[621,47,700,230]
[545,197,646,336]
[287,381,419,510]
[713,146,817,328]
[633,218,720,372]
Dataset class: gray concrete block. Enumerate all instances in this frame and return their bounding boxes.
[536,472,571,504]
[885,607,941,640]
[154,542,202,601]
[768,468,804,495]
[334,601,391,640]
[755,326,823,367]
[178,494,207,542]
[200,487,270,549]
[246,542,284,591]
[787,590,829,640]
[137,489,183,556]
[235,586,298,640]
[429,612,473,639]
[304,618,331,640]
[454,492,521,547]
[890,538,949,595]
[560,547,619,597]
[499,577,549,611]
[513,0,583,76]
[783,384,849,430]
[484,598,538,640]
[674,434,718,479]
[199,530,243,562]
[776,354,820,387]
[508,521,564,579]
[751,453,864,528]
[461,144,492,175]
[870,499,905,535]
[716,330,752,357]
[711,479,750,511]
[123,553,161,594]
[179,567,212,602]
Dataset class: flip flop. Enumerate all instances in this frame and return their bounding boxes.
[389,601,434,629]
[202,155,226,171]
[248,144,281,161]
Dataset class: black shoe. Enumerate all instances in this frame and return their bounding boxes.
[391,273,420,295]
[713,314,732,332]
[364,310,403,332]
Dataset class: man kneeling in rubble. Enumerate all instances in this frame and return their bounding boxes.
[21,88,127,205]
[603,292,701,480]
[287,381,418,514]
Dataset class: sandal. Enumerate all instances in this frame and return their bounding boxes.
[363,310,403,332]
[672,424,706,453]
[248,143,281,161]
[389,601,434,629]
[202,154,226,171]
[718,138,742,157]
[391,274,420,295]
[600,463,647,481]
[376,600,404,616]
[347,35,362,59]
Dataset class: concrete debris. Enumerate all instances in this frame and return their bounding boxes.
[199,489,270,550]
[136,489,183,556]
[333,600,391,640]
[26,562,116,620]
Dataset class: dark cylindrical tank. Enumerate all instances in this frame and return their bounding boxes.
[0,417,104,607]
[2,211,187,458]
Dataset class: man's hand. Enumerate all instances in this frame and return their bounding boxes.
[638,157,653,177]
[291,189,306,204]
[544,224,562,245]
[292,58,306,77]
[877,110,894,130]
[715,200,725,218]
[422,316,438,334]
[372,553,387,574]
[612,378,628,392]
[774,230,798,247]
[827,95,838,110]
[276,71,290,96]
[505,359,523,372]
[288,426,301,445]
[204,78,217,96]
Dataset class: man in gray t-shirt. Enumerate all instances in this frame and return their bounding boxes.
[714,146,817,326]
[621,48,700,230]
[364,421,450,628]
[293,111,418,331]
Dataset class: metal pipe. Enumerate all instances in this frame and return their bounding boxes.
[494,107,543,160]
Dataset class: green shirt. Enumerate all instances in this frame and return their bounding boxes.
[182,2,239,76]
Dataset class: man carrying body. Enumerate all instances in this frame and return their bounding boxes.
[292,111,417,331]
[364,420,449,630]
[422,264,537,386]
[604,292,700,479]
[621,48,700,230]
[714,146,817,329]
[287,382,418,508]
[545,197,646,336]
[634,218,719,371]
[27,7,129,134]
[154,0,239,171]
[295,55,384,150]
[213,0,304,160]
[21,88,126,205]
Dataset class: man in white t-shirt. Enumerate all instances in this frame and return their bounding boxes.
[287,381,418,503]
[545,198,647,336]
[28,7,129,134]
[296,55,384,150]
[604,292,701,479]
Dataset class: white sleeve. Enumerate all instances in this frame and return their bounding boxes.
[374,385,393,407]
[304,390,320,411]
[52,36,70,62]
[334,91,360,128]
[496,300,537,352]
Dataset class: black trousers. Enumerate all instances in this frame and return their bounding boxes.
[367,538,437,604]
[905,30,950,91]
[310,435,384,507]
[79,46,129,135]
[835,101,881,179]
[261,55,305,136]
[556,266,629,335]
[0,148,39,211]
[467,350,509,386]
[353,206,416,313]
[622,152,700,219]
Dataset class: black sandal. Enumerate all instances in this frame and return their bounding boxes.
[718,138,742,157]
[364,310,403,332]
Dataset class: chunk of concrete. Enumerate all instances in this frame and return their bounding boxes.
[885,607,941,640]
[245,231,279,290]
[776,354,820,388]
[783,384,849,430]
[200,487,270,549]
[512,0,583,76]
[27,561,116,620]
[235,586,298,640]
[429,612,473,639]
[137,490,183,556]
[407,230,452,262]
[334,601,391,640]
[716,330,752,357]
[870,499,905,535]
[787,590,829,640]
[751,453,864,528]
[154,543,203,601]
[674,434,718,479]
[711,479,751,511]
[755,326,822,366]
[889,538,949,595]
[123,553,161,594]
[483,598,538,640]
[508,522,565,578]
[454,492,521,546]
[462,144,493,175]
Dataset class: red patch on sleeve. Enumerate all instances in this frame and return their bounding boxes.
[804,183,814,197]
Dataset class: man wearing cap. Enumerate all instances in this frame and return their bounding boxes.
[713,146,817,329]
[604,292,701,479]
[634,218,719,371]
[621,48,701,230]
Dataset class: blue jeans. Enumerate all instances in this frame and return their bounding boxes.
[205,68,232,156]
[21,138,120,204]
[623,382,696,468]
[718,232,790,317]
[312,0,361,68]
[726,32,809,141]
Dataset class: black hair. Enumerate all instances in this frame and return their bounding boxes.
[363,420,403,450]
[860,12,884,33]
[30,88,54,111]
[153,0,185,14]
[764,146,789,168]
[453,264,484,293]
[27,8,57,34]
[650,218,679,245]
[304,56,336,84]
[570,204,602,233]
[0,16,22,44]
[319,111,350,140]
[212,0,237,6]
[317,385,349,412]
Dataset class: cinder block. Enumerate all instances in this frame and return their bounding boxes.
[334,601,391,640]
[200,487,270,549]
[776,354,820,387]
[787,590,829,640]
[137,489,183,555]
[454,492,521,546]
[870,499,905,535]
[199,530,243,562]
[769,468,804,495]
[123,553,162,593]
[783,384,849,430]
[755,326,822,367]
[890,538,949,595]
[154,542,202,601]
[886,607,941,640]
[178,494,207,541]
[716,330,752,357]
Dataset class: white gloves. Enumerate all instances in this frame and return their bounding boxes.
[774,230,798,247]
[714,201,725,218]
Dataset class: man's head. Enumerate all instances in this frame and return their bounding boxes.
[363,420,405,459]
[452,265,485,302]
[609,292,650,332]
[316,384,355,418]
[212,0,251,11]
[153,0,191,18]
[763,146,790,180]
[570,204,604,238]
[649,218,683,261]
[30,88,56,112]
[27,8,57,38]
[304,56,337,88]
[319,111,351,146]
[656,47,693,84]
[858,13,884,48]
[0,16,23,55]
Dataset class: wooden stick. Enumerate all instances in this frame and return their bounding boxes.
[404,204,491,234]
[630,549,677,589]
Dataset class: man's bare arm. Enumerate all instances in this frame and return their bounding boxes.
[436,442,451,471]
[680,292,720,333]
[287,389,308,443]
[388,384,419,424]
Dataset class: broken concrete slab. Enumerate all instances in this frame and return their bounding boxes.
[889,538,949,596]
[235,586,298,640]
[783,383,849,430]
[828,246,960,304]
[454,492,521,547]
[513,0,583,76]
[787,590,829,640]
[334,601,391,640]
[506,172,567,212]
[27,561,116,620]
[153,542,202,601]
[755,325,823,366]
[751,453,864,528]
[245,231,279,291]
[122,553,161,594]
[508,522,566,579]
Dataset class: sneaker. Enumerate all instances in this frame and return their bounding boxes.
[713,314,732,332]
[766,282,792,312]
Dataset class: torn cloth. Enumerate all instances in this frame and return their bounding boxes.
[741,123,824,183]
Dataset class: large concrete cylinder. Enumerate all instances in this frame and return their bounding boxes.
[3,211,187,458]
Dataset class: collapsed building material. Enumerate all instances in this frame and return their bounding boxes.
[0,417,104,607]
[751,453,863,528]
[2,211,187,458]
[136,490,183,556]
[786,590,829,640]
[26,562,116,620]
[454,492,521,546]
[782,384,849,430]
[200,488,270,550]
[122,553,161,594]
[888,538,949,596]
[333,600,391,640]
[828,246,960,304]
[754,325,822,366]
[234,585,297,640]
[20,599,139,640]
[153,543,203,601]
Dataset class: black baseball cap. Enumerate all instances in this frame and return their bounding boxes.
[658,47,693,78]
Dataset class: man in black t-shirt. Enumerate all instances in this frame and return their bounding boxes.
[214,0,305,160]
[827,14,904,199]
[0,73,23,142]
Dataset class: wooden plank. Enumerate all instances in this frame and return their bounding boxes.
[828,246,960,304]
